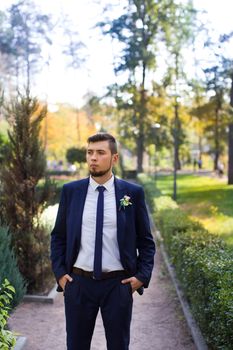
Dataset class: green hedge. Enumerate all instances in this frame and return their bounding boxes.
[138,175,233,350]
[137,173,161,209]
[0,279,16,349]
[0,226,26,307]
[46,170,76,176]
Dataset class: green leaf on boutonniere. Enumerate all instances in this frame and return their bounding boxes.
[119,195,132,210]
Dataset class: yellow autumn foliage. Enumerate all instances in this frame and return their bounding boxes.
[40,104,97,161]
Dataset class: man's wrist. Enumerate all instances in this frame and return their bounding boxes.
[134,274,144,285]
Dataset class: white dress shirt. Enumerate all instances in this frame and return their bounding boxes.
[74,175,124,272]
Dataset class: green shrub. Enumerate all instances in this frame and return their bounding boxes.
[153,195,178,212]
[123,170,137,179]
[37,178,61,206]
[137,173,161,210]
[66,147,86,165]
[0,226,26,307]
[46,170,76,177]
[0,279,17,349]
[140,175,233,349]
[156,201,233,349]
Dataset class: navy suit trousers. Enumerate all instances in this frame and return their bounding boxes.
[64,273,133,350]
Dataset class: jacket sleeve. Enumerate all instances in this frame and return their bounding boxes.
[50,186,68,284]
[134,186,156,288]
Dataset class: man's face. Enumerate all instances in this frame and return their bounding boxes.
[86,141,118,177]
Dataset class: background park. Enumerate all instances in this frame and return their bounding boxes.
[0,0,232,349]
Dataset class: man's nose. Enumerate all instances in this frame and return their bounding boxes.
[90,152,97,160]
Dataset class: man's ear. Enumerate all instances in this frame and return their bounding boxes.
[112,153,119,165]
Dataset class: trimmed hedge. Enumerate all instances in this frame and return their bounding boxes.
[137,173,161,209]
[139,175,233,350]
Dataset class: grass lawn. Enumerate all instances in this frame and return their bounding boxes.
[155,173,233,246]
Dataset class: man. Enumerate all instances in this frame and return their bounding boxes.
[50,133,155,350]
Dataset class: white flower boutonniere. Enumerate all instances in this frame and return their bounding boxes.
[119,195,132,210]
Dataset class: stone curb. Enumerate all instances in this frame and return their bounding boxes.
[148,209,208,350]
[23,284,57,304]
[14,337,27,350]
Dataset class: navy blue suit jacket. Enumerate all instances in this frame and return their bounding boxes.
[50,177,155,293]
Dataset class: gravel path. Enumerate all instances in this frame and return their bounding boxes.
[9,248,196,350]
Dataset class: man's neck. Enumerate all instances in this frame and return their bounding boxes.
[91,173,113,185]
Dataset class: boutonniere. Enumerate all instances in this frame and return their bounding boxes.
[119,195,132,210]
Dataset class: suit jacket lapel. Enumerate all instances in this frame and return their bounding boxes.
[114,177,127,246]
[74,178,89,247]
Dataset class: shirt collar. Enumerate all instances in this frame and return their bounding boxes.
[89,175,114,192]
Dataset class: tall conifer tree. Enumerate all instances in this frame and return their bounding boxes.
[0,92,54,292]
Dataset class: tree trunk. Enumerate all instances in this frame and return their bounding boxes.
[213,104,220,171]
[25,24,30,94]
[174,101,180,171]
[173,98,179,201]
[174,54,181,171]
[137,134,144,173]
[76,109,81,145]
[16,57,20,91]
[228,123,233,184]
[137,62,146,173]
[173,54,180,201]
[228,73,233,184]
[118,150,125,178]
[198,135,203,161]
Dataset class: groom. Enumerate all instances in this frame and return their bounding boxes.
[50,133,155,350]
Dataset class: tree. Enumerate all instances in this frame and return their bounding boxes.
[62,16,85,70]
[99,0,198,174]
[204,65,228,170]
[0,0,53,92]
[0,10,15,89]
[191,97,228,170]
[66,147,86,165]
[196,31,233,180]
[189,78,208,163]
[58,14,86,145]
[99,0,173,172]
[82,92,118,135]
[0,88,8,164]
[161,0,197,199]
[219,32,233,184]
[0,92,55,292]
[39,104,97,161]
[0,133,9,164]
[228,71,233,184]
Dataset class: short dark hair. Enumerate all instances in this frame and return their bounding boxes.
[87,133,118,154]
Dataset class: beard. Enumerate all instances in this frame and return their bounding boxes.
[89,166,112,177]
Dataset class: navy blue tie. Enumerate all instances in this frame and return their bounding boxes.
[93,186,105,279]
